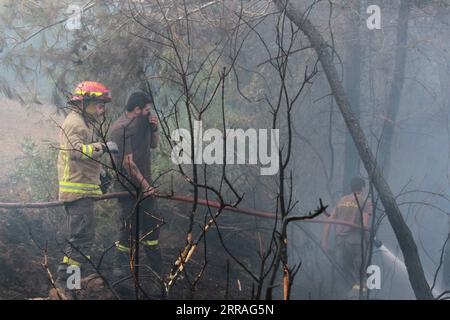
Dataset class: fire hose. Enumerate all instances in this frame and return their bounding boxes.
[0,191,370,291]
[0,191,364,230]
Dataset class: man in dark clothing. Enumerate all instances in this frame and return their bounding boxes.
[109,91,161,293]
[322,177,372,295]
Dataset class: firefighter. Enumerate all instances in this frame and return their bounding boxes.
[322,176,372,295]
[55,81,118,298]
[109,91,161,296]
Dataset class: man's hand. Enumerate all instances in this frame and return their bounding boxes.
[141,179,156,197]
[143,185,156,197]
[149,114,159,132]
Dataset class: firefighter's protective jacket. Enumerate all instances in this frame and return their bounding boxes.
[57,111,105,201]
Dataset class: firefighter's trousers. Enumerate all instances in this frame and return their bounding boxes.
[335,232,369,292]
[57,197,96,280]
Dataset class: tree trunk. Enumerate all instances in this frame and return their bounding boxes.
[274,0,433,300]
[439,60,450,287]
[379,0,411,179]
[342,0,362,194]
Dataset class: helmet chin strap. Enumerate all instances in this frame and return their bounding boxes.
[78,99,95,128]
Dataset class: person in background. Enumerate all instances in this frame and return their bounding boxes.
[322,176,372,295]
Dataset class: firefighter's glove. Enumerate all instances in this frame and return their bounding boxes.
[100,169,112,194]
[104,141,119,154]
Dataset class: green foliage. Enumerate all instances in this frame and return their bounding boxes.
[9,138,58,201]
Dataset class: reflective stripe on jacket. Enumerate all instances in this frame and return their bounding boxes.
[57,111,104,201]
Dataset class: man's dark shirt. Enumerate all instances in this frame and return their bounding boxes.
[109,114,153,191]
